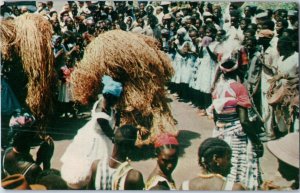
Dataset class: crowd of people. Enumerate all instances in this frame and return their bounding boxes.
[1,0,299,191]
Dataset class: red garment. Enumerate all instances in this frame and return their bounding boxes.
[238,47,249,66]
[154,133,179,148]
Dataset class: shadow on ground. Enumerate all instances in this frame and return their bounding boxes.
[177,130,201,156]
[47,114,91,141]
[128,145,156,161]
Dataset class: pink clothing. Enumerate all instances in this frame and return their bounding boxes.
[212,79,251,114]
[229,82,252,108]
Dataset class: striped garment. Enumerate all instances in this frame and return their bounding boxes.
[213,121,263,190]
[95,159,133,190]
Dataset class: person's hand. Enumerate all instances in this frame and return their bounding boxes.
[36,135,54,169]
[137,126,150,136]
[72,45,79,52]
[252,140,264,158]
[57,49,64,56]
[201,36,212,47]
[261,181,280,190]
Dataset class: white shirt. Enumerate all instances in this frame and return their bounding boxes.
[276,52,299,77]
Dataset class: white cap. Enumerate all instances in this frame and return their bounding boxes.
[203,11,213,17]
[256,12,268,19]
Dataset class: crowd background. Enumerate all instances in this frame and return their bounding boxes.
[0,0,299,191]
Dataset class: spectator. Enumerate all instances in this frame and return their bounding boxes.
[257,29,279,141]
[88,125,144,190]
[266,133,299,190]
[145,134,179,190]
[2,110,54,184]
[180,138,244,190]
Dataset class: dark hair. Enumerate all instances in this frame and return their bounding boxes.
[277,18,289,29]
[116,125,137,147]
[189,28,198,34]
[262,20,275,31]
[9,109,36,150]
[277,36,294,53]
[244,28,256,36]
[240,17,251,25]
[230,10,240,18]
[247,36,257,45]
[221,59,238,80]
[36,169,68,190]
[103,92,119,101]
[198,138,231,171]
[217,29,226,36]
[247,23,257,31]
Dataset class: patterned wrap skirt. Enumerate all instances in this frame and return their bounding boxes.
[213,120,262,190]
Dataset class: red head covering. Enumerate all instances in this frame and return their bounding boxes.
[154,133,179,148]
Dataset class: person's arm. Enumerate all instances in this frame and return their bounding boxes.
[198,46,204,58]
[36,136,54,170]
[26,164,43,184]
[237,106,260,144]
[97,118,114,141]
[206,46,218,62]
[124,169,144,190]
[66,45,79,57]
[87,159,100,190]
[54,48,64,58]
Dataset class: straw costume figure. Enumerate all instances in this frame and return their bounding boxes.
[0,14,55,131]
[71,30,177,146]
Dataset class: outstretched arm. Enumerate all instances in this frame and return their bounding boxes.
[97,118,114,141]
[206,46,218,62]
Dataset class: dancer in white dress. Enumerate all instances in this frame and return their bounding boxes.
[60,75,123,189]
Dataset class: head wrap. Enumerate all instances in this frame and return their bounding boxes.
[258,29,274,38]
[9,109,36,128]
[154,133,179,148]
[256,12,268,19]
[177,27,187,35]
[203,11,213,17]
[102,75,123,97]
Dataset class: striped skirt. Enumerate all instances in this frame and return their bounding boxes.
[213,120,262,190]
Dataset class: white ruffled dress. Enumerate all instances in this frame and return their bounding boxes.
[60,97,115,189]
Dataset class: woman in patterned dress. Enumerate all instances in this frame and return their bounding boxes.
[210,59,262,190]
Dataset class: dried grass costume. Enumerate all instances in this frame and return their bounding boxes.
[0,14,55,127]
[71,30,177,146]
